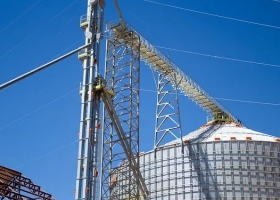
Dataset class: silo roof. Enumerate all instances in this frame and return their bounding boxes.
[164,123,279,145]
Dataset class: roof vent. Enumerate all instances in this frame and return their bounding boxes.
[184,140,191,144]
[246,137,252,141]
[275,138,280,143]
[138,152,145,157]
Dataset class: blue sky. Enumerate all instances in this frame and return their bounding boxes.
[1,0,280,199]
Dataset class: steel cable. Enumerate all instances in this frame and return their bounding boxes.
[144,0,280,30]
[155,45,280,69]
[0,0,43,34]
[0,0,79,60]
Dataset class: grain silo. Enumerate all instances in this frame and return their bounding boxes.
[109,121,280,199]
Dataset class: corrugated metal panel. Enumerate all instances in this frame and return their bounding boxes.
[110,140,280,199]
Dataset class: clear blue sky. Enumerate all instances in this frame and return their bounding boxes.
[1,0,280,199]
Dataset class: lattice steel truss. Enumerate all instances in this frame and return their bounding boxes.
[0,165,54,200]
[154,72,183,150]
[101,24,141,199]
[108,22,242,126]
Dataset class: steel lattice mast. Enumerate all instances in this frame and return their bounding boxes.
[153,72,184,151]
[75,0,105,199]
[101,25,143,199]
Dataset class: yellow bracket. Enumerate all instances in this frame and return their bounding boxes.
[78,52,87,60]
[80,21,88,28]
[207,112,233,124]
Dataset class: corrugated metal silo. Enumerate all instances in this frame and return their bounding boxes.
[110,122,280,199]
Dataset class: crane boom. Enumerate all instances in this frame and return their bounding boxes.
[109,22,242,125]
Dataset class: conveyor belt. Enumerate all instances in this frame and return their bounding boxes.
[109,23,241,124]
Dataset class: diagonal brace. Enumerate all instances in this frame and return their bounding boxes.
[100,89,149,200]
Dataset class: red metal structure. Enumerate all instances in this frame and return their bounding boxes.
[0,165,54,200]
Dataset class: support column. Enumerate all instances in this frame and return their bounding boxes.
[101,26,141,199]
[154,72,183,152]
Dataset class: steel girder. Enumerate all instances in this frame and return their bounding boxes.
[0,165,54,200]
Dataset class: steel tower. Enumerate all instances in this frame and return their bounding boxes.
[153,71,184,153]
[75,0,105,199]
[101,24,142,199]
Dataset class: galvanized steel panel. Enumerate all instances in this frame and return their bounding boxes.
[111,140,280,199]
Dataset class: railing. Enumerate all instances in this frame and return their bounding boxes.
[80,14,88,28]
[106,20,242,125]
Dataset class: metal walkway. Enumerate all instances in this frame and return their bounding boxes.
[108,22,241,125]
